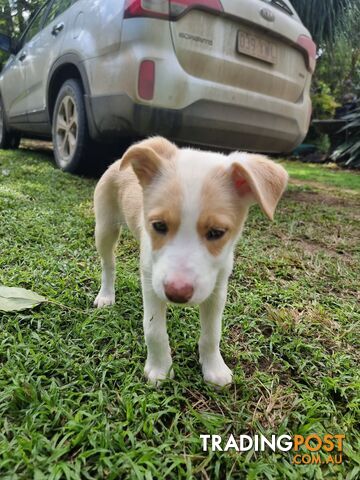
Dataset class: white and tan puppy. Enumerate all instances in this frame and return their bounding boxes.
[94,137,288,387]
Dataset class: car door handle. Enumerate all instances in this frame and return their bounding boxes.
[19,51,27,62]
[51,23,64,36]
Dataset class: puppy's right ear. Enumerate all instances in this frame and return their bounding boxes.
[120,136,177,187]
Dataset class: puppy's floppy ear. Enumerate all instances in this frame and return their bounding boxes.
[120,136,177,187]
[229,153,288,220]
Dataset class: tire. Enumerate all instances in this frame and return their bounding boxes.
[0,97,21,149]
[52,78,91,173]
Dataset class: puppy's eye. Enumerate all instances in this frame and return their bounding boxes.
[152,221,168,235]
[206,228,226,241]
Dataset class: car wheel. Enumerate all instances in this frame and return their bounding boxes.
[52,78,91,173]
[0,97,21,149]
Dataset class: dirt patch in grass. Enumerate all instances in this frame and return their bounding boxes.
[276,185,359,260]
[298,238,353,259]
[20,139,54,154]
[285,187,360,208]
[228,325,246,345]
[250,385,298,430]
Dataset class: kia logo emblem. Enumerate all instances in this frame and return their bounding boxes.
[260,8,275,22]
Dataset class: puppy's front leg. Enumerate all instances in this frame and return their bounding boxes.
[199,276,232,387]
[142,274,173,385]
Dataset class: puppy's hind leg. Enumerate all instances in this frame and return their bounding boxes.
[94,179,122,308]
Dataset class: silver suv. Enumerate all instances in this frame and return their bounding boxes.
[0,0,315,173]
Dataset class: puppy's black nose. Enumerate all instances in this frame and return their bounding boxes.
[164,281,194,304]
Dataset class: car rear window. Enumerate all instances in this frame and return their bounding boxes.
[262,0,294,16]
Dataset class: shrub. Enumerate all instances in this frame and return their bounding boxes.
[311,81,340,119]
[331,106,360,168]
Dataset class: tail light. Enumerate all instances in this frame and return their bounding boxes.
[124,0,169,19]
[306,104,312,130]
[138,60,155,100]
[170,0,223,17]
[297,35,317,74]
[124,0,223,20]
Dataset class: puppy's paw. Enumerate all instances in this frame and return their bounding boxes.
[94,291,115,308]
[201,356,233,387]
[144,360,174,386]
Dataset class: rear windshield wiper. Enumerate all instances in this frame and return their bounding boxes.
[262,0,294,16]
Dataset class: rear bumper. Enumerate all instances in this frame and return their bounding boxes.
[87,93,308,153]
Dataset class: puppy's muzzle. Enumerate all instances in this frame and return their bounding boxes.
[164,280,194,304]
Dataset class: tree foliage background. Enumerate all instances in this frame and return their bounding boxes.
[292,0,360,166]
[291,0,357,45]
[0,1,44,36]
[0,0,45,65]
[292,0,360,107]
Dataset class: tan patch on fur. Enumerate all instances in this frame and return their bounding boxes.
[120,136,178,187]
[140,136,178,159]
[120,168,143,238]
[144,166,182,251]
[94,158,143,239]
[198,166,248,256]
[94,138,178,242]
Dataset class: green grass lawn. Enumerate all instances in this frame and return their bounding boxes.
[0,149,359,479]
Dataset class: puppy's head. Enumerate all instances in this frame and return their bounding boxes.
[121,137,288,305]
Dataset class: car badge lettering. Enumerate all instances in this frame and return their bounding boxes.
[260,8,275,22]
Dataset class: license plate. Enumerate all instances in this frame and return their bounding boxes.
[237,30,278,64]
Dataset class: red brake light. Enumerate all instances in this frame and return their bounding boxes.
[124,0,169,19]
[297,35,317,74]
[307,104,312,130]
[138,60,155,100]
[170,0,223,16]
[124,0,223,19]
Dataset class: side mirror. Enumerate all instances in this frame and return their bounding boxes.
[0,33,13,54]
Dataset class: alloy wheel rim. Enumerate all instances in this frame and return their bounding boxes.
[56,95,78,168]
